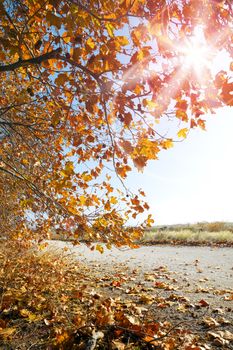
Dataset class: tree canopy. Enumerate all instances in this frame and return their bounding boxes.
[0,0,232,245]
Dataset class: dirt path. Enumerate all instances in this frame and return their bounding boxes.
[44,243,233,348]
[1,242,232,349]
[49,242,233,305]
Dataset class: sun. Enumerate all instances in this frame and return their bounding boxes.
[178,27,215,78]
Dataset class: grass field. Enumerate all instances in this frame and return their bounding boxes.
[142,222,233,245]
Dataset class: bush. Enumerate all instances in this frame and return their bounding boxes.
[205,222,226,232]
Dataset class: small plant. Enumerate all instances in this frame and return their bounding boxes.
[206,222,226,232]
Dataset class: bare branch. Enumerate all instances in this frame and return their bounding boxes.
[0,48,62,73]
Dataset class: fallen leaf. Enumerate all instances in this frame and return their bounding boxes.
[217,317,231,325]
[112,340,125,350]
[219,330,233,341]
[139,294,154,305]
[224,293,233,301]
[144,273,156,281]
[0,327,16,339]
[177,304,188,313]
[198,299,209,307]
[203,317,220,328]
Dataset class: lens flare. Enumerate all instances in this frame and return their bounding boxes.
[178,27,214,78]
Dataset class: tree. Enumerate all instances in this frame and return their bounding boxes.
[0,0,232,245]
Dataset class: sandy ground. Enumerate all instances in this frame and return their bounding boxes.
[42,242,233,348]
[48,242,233,302]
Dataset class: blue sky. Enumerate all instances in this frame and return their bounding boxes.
[122,34,233,226]
[126,106,233,225]
[68,25,232,226]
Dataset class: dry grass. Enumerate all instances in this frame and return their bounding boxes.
[142,229,233,245]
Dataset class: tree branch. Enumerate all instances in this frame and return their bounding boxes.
[0,49,100,84]
[70,0,137,22]
[0,48,62,72]
[58,55,100,82]
[0,166,25,181]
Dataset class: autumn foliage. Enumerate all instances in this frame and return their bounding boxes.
[0,0,232,244]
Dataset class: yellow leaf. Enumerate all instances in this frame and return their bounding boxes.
[56,331,69,344]
[161,139,173,149]
[20,309,40,322]
[106,23,115,37]
[136,139,159,159]
[110,196,118,204]
[38,242,48,250]
[146,214,154,226]
[137,50,144,61]
[96,244,104,254]
[61,161,74,177]
[79,195,86,206]
[143,99,157,111]
[81,173,93,182]
[20,309,30,317]
[86,37,95,49]
[139,294,154,305]
[133,84,141,95]
[115,36,129,46]
[21,286,27,293]
[177,128,188,138]
[0,327,16,338]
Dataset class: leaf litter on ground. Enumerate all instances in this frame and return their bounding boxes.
[0,241,232,349]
